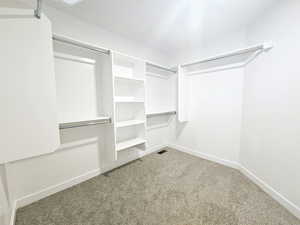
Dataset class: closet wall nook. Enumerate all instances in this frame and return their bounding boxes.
[52,34,178,162]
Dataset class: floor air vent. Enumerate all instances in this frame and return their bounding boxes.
[158,150,167,154]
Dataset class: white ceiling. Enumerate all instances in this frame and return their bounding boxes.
[4,0,279,56]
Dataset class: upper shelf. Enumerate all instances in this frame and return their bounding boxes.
[115,96,144,103]
[182,42,273,75]
[146,63,176,79]
[115,75,145,83]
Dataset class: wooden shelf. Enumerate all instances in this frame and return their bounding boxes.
[115,75,145,83]
[115,96,144,103]
[116,138,146,152]
[116,120,145,128]
[146,72,171,79]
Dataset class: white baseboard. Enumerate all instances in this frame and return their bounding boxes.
[239,165,300,220]
[10,143,300,223]
[168,144,240,169]
[15,169,101,209]
[13,144,166,217]
[169,144,300,220]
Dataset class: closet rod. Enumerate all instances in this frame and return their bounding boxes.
[181,43,273,68]
[34,0,42,19]
[59,118,111,130]
[53,34,110,55]
[147,62,177,73]
[53,35,176,73]
[147,111,177,117]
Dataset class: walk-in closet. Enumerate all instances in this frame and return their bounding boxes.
[1,0,300,224]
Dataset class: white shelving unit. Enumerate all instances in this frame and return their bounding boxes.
[112,52,147,158]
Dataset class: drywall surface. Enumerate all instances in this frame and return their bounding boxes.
[43,5,171,66]
[241,0,300,211]
[1,4,172,208]
[172,30,246,65]
[173,68,244,163]
[5,126,104,205]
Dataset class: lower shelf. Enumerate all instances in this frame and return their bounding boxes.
[116,138,146,152]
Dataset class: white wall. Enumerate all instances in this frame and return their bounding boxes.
[2,0,300,221]
[170,31,246,164]
[173,68,244,164]
[1,3,172,210]
[172,30,246,65]
[5,125,104,206]
[241,0,300,211]
[43,5,171,66]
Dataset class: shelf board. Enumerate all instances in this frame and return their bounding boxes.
[116,120,145,128]
[116,138,146,152]
[146,72,171,79]
[59,117,111,129]
[115,97,144,103]
[115,75,145,82]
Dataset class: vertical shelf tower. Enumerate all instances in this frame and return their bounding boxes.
[112,52,147,159]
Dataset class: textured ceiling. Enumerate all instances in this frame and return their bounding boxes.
[1,0,279,56]
[43,0,278,55]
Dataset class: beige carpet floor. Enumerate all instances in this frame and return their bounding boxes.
[16,148,300,225]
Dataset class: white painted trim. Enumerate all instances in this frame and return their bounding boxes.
[15,169,101,209]
[9,201,16,225]
[12,144,166,217]
[168,144,240,169]
[169,144,300,220]
[239,165,300,220]
[10,143,299,223]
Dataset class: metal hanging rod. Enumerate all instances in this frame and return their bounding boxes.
[34,0,42,19]
[59,117,111,130]
[147,62,177,73]
[53,35,177,73]
[146,111,177,118]
[181,43,273,68]
[53,34,110,55]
